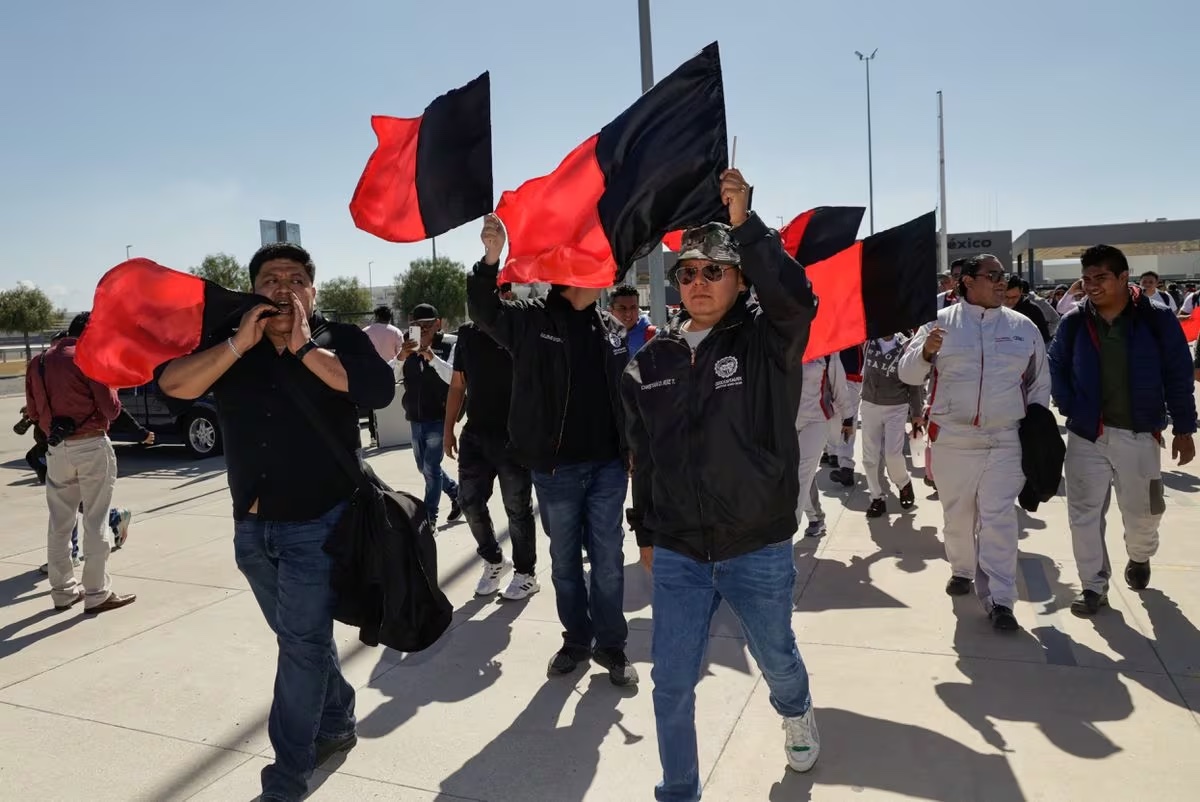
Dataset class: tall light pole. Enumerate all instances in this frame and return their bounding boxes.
[125,244,132,261]
[368,260,374,298]
[855,49,878,234]
[431,237,438,263]
[936,91,949,276]
[638,0,667,326]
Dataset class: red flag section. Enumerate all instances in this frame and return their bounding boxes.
[1181,314,1200,343]
[802,212,938,361]
[75,260,267,388]
[350,73,492,242]
[497,42,728,288]
[780,206,864,266]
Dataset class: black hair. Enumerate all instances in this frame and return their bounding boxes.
[498,282,513,294]
[1006,274,1023,291]
[949,257,967,275]
[956,253,1001,297]
[248,243,316,285]
[1140,270,1160,281]
[67,311,91,338]
[610,284,639,301]
[1020,279,1031,294]
[373,305,392,324]
[1080,244,1130,278]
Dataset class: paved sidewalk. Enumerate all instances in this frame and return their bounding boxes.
[1,393,1199,800]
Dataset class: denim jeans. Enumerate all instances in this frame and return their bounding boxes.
[532,459,628,651]
[410,420,459,523]
[651,542,811,802]
[234,502,357,802]
[458,429,537,575]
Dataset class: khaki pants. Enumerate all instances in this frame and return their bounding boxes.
[860,400,911,500]
[796,420,829,525]
[931,426,1024,610]
[1065,428,1164,594]
[46,435,117,608]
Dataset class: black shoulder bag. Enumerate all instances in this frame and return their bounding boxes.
[273,342,451,653]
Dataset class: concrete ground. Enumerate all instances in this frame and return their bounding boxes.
[1,392,1199,801]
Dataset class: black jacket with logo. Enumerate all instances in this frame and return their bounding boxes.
[466,270,630,472]
[400,332,456,423]
[622,213,818,562]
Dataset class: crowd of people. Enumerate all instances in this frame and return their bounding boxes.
[23,167,1200,801]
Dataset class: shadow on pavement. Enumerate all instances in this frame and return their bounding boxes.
[766,708,1025,802]
[438,673,635,802]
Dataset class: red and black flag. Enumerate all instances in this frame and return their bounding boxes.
[496,42,728,288]
[76,259,267,388]
[349,72,493,242]
[802,211,938,361]
[779,206,864,266]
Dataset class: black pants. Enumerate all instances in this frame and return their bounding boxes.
[457,429,537,575]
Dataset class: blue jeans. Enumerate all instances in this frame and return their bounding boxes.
[234,502,356,802]
[651,543,811,802]
[532,459,628,651]
[411,421,459,523]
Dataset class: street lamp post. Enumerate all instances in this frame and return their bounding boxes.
[854,49,878,234]
[125,244,132,261]
[368,261,374,302]
[638,0,668,326]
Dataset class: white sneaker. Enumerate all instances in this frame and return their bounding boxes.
[783,708,820,772]
[474,559,511,596]
[501,572,541,600]
[803,520,826,539]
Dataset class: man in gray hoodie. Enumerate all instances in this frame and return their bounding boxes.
[860,333,924,518]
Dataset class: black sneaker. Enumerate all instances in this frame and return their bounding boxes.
[547,646,589,676]
[592,647,639,687]
[1125,560,1151,591]
[945,576,972,596]
[1070,590,1109,616]
[447,498,463,523]
[989,605,1019,631]
[866,498,886,518]
[819,453,831,466]
[831,467,854,487]
[315,732,357,766]
[828,456,840,469]
[898,483,915,509]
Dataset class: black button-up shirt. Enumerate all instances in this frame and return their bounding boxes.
[198,318,395,522]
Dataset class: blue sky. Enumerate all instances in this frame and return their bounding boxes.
[1,0,1196,311]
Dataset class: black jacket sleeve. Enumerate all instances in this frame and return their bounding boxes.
[467,260,529,353]
[333,324,396,410]
[621,360,654,548]
[731,212,818,368]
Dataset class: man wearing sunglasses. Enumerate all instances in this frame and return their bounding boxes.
[623,169,821,798]
[899,253,1050,632]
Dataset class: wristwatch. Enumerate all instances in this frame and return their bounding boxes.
[294,340,319,362]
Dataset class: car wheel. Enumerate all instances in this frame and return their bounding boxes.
[183,410,222,459]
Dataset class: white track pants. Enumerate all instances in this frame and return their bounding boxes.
[930,427,1024,609]
[826,380,862,469]
[796,421,829,525]
[1065,428,1164,594]
[860,401,912,500]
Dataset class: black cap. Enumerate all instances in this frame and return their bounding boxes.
[410,303,439,321]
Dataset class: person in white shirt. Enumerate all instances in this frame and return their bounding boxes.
[899,254,1050,632]
[1139,271,1178,314]
[796,356,853,538]
[362,306,405,364]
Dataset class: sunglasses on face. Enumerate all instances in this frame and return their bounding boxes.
[968,270,1007,284]
[672,264,736,286]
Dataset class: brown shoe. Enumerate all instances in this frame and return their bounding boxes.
[84,592,137,614]
[54,589,85,611]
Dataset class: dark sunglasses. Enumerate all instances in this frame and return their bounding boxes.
[672,264,736,286]
[967,269,1007,284]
